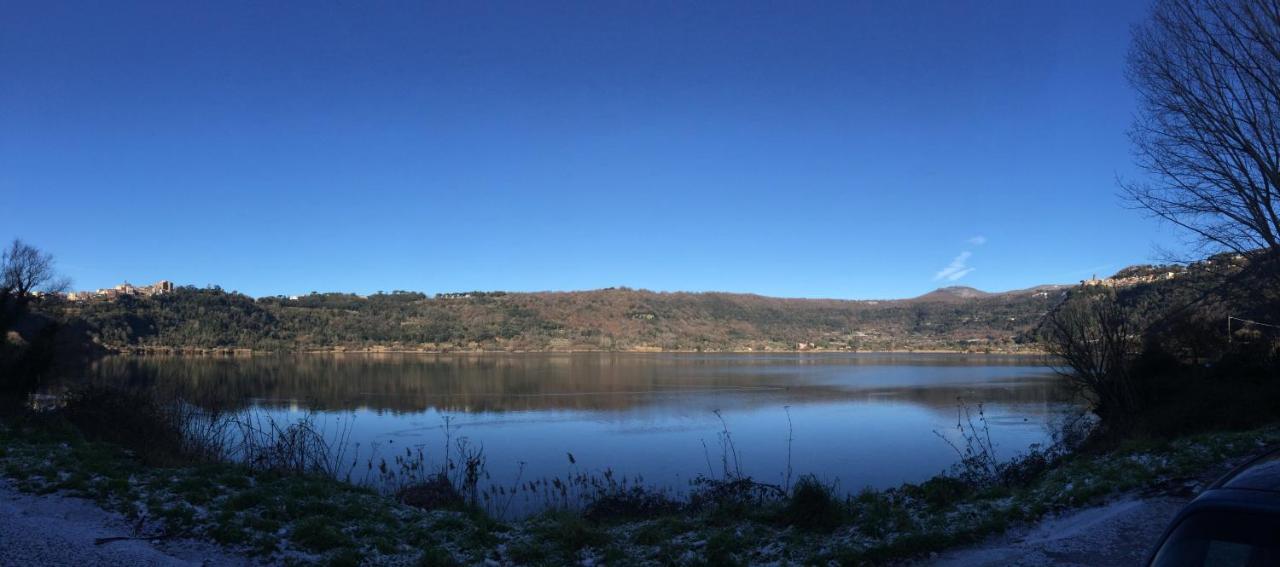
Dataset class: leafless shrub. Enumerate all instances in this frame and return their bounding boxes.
[935,399,1096,488]
[166,399,235,463]
[1040,288,1144,422]
[688,409,785,510]
[934,401,1002,487]
[226,411,355,477]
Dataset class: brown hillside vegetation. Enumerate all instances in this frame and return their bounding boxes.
[55,284,1071,353]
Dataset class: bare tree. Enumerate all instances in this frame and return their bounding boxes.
[1125,0,1280,265]
[1,239,67,297]
[1040,289,1143,422]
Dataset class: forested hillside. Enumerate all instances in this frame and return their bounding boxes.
[44,255,1260,355]
[49,284,1071,353]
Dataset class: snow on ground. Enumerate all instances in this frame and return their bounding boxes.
[927,496,1187,567]
[0,478,254,567]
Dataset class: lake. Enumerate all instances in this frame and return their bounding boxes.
[61,352,1078,511]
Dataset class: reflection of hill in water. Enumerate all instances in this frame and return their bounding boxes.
[64,353,1075,414]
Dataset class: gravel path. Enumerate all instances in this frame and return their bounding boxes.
[926,495,1186,566]
[924,447,1274,566]
[0,479,254,567]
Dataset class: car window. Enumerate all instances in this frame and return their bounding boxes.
[1151,510,1280,567]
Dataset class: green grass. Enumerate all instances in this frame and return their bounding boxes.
[632,516,691,546]
[698,529,746,566]
[291,516,353,552]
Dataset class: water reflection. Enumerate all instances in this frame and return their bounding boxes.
[64,353,1067,414]
[55,353,1080,498]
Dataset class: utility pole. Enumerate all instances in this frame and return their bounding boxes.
[1227,316,1280,344]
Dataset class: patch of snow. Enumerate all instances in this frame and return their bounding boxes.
[1020,498,1145,544]
[0,478,254,566]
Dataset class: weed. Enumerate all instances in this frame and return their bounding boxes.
[583,485,679,522]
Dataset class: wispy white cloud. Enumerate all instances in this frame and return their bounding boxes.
[967,235,988,246]
[934,251,975,282]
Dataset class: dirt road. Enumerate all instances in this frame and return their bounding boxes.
[0,479,251,567]
[927,495,1186,566]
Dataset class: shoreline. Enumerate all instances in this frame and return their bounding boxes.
[1,416,1274,566]
[100,346,1052,357]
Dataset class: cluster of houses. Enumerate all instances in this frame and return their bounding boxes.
[1082,270,1180,289]
[435,291,508,299]
[1081,254,1254,290]
[65,280,174,301]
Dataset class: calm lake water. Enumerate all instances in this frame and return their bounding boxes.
[66,353,1077,506]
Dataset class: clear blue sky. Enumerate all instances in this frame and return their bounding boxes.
[1,0,1182,299]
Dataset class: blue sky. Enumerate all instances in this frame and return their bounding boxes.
[1,1,1180,299]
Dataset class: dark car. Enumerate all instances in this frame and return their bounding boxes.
[1148,448,1280,566]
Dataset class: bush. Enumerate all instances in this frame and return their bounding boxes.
[397,475,464,511]
[687,476,784,513]
[582,485,679,522]
[1126,369,1280,438]
[902,476,972,510]
[778,475,843,532]
[62,386,187,465]
[1040,288,1143,423]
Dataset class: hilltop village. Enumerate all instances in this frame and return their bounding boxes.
[1079,254,1246,289]
[63,280,174,301]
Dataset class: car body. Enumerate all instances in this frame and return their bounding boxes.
[1147,447,1280,566]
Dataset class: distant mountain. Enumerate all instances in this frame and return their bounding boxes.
[911,286,993,302]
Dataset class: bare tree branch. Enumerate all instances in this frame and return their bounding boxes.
[1,239,65,297]
[1125,0,1280,269]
